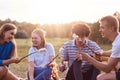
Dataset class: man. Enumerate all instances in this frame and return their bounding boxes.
[80,15,120,80]
[59,23,103,80]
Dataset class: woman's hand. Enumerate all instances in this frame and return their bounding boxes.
[11,57,21,64]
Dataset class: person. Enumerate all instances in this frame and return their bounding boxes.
[80,15,120,80]
[28,28,57,80]
[59,23,103,80]
[0,23,22,80]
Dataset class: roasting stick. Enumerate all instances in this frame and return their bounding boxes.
[46,54,59,66]
[84,43,108,61]
[20,48,47,61]
[72,33,108,61]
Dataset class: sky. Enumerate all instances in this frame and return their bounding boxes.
[0,0,120,24]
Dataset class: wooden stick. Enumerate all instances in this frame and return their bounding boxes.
[84,43,101,60]
[46,54,59,66]
[84,43,109,61]
[20,51,37,61]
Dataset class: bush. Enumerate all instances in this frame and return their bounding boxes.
[15,30,28,39]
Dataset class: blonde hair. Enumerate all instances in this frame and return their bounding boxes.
[99,15,119,32]
[32,28,46,48]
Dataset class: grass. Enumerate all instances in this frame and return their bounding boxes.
[9,38,112,79]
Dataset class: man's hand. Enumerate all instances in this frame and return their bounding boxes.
[79,52,91,61]
[59,63,67,72]
[76,53,82,61]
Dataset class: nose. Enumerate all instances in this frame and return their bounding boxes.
[99,28,102,32]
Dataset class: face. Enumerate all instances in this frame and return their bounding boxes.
[75,36,86,47]
[31,33,41,48]
[99,21,111,38]
[4,29,17,42]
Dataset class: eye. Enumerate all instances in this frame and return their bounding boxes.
[11,32,15,35]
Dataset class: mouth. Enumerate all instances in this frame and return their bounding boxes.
[5,37,13,42]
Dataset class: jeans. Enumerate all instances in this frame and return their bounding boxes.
[66,60,100,80]
[66,60,83,80]
[116,69,120,80]
[28,67,52,80]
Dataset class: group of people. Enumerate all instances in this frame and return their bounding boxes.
[0,15,120,80]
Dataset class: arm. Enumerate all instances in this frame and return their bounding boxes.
[1,40,21,65]
[101,50,111,57]
[28,62,35,80]
[81,52,119,73]
[2,58,21,65]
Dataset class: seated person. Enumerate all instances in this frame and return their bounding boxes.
[59,23,103,80]
[0,23,22,80]
[28,28,55,80]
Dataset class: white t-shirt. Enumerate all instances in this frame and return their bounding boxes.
[28,43,55,68]
[111,33,120,58]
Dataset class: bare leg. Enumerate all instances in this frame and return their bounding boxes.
[97,71,116,80]
[3,69,19,80]
[2,67,19,80]
[0,66,8,79]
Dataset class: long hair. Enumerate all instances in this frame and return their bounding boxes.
[32,28,46,48]
[0,23,17,44]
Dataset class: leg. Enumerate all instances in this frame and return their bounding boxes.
[91,66,100,80]
[82,66,93,80]
[65,63,75,80]
[73,60,83,80]
[3,69,19,80]
[97,71,116,80]
[0,66,8,79]
[34,67,52,80]
[116,69,120,80]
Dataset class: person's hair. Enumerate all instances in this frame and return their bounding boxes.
[0,23,17,44]
[99,15,119,32]
[72,23,91,37]
[32,28,46,48]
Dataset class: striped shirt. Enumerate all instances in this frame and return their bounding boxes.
[60,39,103,72]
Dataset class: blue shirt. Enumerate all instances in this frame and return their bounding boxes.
[60,39,103,72]
[0,42,14,66]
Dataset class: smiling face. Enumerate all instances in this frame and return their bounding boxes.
[31,32,42,49]
[99,21,111,38]
[4,29,17,42]
[99,22,110,38]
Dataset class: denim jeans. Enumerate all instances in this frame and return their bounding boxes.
[28,67,52,80]
[66,60,100,80]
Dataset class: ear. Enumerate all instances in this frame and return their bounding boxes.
[111,27,115,32]
[109,27,114,32]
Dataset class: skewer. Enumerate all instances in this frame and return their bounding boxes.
[46,54,59,66]
[84,43,108,61]
[20,51,37,61]
[20,48,47,61]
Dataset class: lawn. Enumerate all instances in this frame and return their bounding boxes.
[9,38,111,79]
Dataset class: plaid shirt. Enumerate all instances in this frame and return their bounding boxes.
[60,39,103,72]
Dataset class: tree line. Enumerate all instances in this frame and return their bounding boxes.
[0,12,120,44]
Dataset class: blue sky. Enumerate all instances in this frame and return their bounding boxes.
[0,0,120,24]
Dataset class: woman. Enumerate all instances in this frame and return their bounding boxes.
[28,28,56,80]
[0,23,21,80]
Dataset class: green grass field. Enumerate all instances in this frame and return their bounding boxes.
[9,38,112,79]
